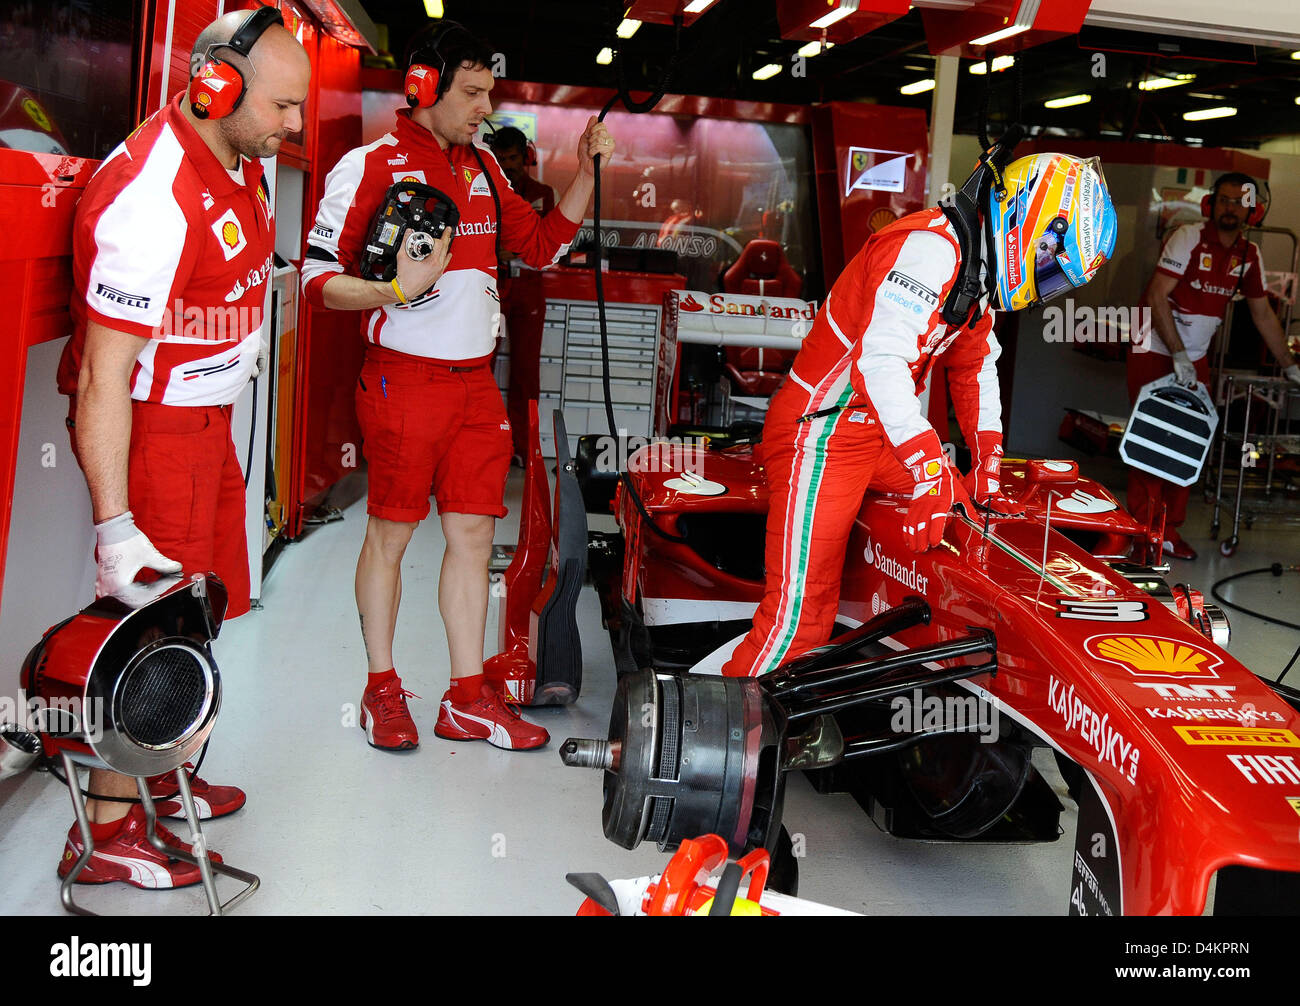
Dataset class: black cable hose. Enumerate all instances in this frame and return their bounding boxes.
[244,374,258,489]
[978,56,990,152]
[1210,564,1300,683]
[1013,48,1023,126]
[594,15,684,439]
[1210,564,1300,632]
[591,15,690,544]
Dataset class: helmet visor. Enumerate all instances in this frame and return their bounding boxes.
[1032,228,1076,305]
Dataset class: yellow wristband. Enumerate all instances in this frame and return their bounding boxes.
[390,277,408,304]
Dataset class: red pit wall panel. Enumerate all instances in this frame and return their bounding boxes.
[289,31,363,536]
[0,150,95,619]
[142,0,232,116]
[810,101,929,287]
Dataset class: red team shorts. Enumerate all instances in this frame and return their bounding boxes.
[67,397,251,619]
[355,346,512,523]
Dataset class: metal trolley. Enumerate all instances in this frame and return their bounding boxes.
[1207,375,1300,555]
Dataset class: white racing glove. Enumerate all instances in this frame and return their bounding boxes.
[254,341,268,379]
[1285,363,1300,388]
[1171,350,1197,387]
[94,512,182,607]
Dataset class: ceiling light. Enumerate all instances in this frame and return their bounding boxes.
[1187,92,1226,100]
[684,0,719,13]
[615,18,641,38]
[1291,51,1300,59]
[423,0,443,17]
[797,39,835,58]
[1138,73,1195,90]
[1044,94,1091,108]
[970,24,1029,46]
[969,55,1015,74]
[596,47,613,65]
[1183,106,1237,120]
[811,1,860,30]
[900,78,936,95]
[753,63,782,81]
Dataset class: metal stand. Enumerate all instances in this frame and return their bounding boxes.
[1208,374,1300,555]
[58,751,260,916]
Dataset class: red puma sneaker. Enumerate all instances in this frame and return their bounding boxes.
[149,764,246,820]
[434,684,549,750]
[360,675,420,750]
[57,805,222,888]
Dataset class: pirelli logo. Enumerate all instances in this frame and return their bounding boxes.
[885,269,939,307]
[1174,725,1300,748]
[94,283,150,310]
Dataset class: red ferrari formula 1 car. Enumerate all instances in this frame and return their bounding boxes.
[556,437,1300,916]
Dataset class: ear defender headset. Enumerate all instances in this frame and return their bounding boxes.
[188,5,284,120]
[405,21,471,109]
[1201,173,1269,227]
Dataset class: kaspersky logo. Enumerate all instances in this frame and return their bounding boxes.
[1085,634,1223,679]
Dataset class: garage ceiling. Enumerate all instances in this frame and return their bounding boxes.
[357,1,1300,149]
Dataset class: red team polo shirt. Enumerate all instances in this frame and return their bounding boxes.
[58,93,273,404]
[1148,221,1266,361]
[301,108,578,362]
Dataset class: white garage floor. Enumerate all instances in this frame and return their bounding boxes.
[1,470,1297,916]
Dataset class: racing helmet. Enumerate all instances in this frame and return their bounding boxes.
[987,153,1117,311]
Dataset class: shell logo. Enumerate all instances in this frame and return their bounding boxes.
[868,208,897,234]
[1085,634,1221,678]
[221,221,240,249]
[924,459,941,478]
[401,175,420,183]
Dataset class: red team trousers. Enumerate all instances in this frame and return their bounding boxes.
[1124,348,1210,531]
[722,380,913,677]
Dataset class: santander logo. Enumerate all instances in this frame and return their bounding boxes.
[680,293,705,312]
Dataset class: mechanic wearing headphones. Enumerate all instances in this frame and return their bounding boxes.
[723,151,1117,677]
[55,8,309,887]
[302,23,614,750]
[1130,172,1300,560]
[487,126,557,466]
